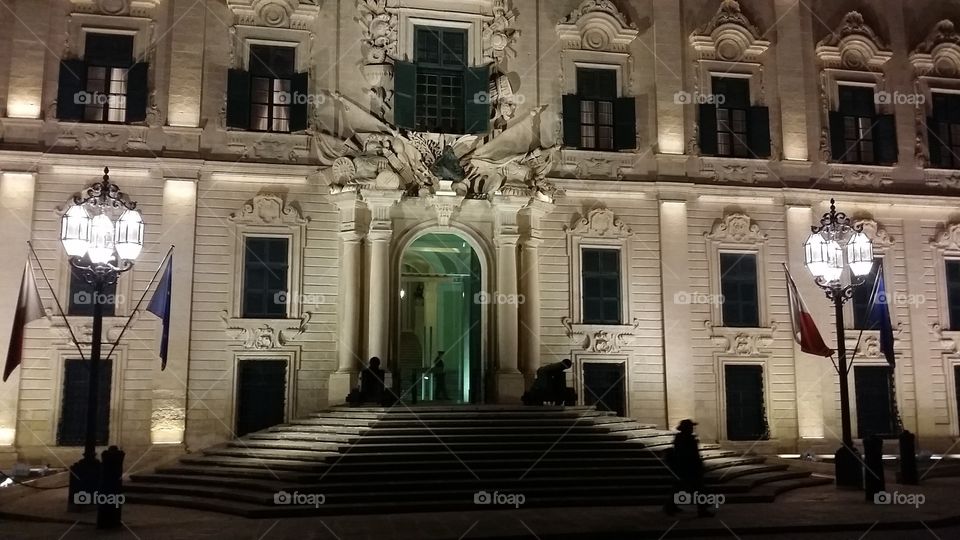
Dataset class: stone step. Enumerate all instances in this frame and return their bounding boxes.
[704,463,790,482]
[347,425,619,436]
[129,473,291,492]
[338,441,652,453]
[228,439,344,452]
[201,447,339,461]
[244,432,357,443]
[179,454,328,472]
[348,433,631,444]
[153,465,323,483]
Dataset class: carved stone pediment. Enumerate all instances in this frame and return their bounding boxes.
[565,208,632,237]
[557,0,638,52]
[691,0,769,62]
[705,321,777,357]
[853,218,894,249]
[705,213,767,244]
[230,194,308,226]
[561,317,640,354]
[221,312,311,350]
[70,0,159,17]
[816,11,892,71]
[911,20,960,77]
[931,222,960,251]
[226,0,319,30]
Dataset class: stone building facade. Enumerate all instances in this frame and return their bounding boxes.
[2,0,960,468]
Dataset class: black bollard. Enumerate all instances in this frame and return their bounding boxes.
[863,435,885,502]
[899,430,919,485]
[96,446,125,529]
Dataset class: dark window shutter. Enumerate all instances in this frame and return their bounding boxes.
[698,103,718,156]
[875,114,898,165]
[928,116,942,168]
[57,60,87,121]
[464,64,491,134]
[226,69,251,129]
[562,94,582,147]
[613,97,636,150]
[125,62,149,123]
[394,60,416,130]
[747,106,771,158]
[290,71,309,132]
[828,111,846,162]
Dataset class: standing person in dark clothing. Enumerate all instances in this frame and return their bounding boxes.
[663,419,714,517]
[432,351,449,400]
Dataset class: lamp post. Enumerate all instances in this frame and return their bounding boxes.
[61,168,143,509]
[803,199,873,488]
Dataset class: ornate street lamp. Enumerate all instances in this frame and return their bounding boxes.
[60,168,143,509]
[804,199,873,488]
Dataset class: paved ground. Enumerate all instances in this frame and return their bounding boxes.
[1,470,958,539]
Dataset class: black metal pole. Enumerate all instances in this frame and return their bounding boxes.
[833,288,862,488]
[84,276,104,462]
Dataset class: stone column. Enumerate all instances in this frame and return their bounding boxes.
[519,200,553,382]
[150,168,198,449]
[659,198,694,426]
[328,192,364,404]
[363,191,401,365]
[0,171,36,465]
[652,0,685,156]
[492,196,526,402]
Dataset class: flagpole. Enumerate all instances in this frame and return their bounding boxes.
[103,245,174,362]
[26,242,86,362]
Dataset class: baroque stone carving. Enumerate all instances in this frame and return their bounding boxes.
[705,213,767,244]
[690,0,769,62]
[700,159,770,184]
[221,311,312,350]
[358,0,398,111]
[854,218,895,249]
[931,222,960,251]
[226,0,319,30]
[816,11,892,71]
[561,317,641,354]
[70,0,160,17]
[565,208,632,237]
[910,20,960,77]
[932,323,958,353]
[230,194,308,225]
[827,167,893,188]
[483,0,518,65]
[705,321,777,356]
[557,0,639,52]
[228,132,309,162]
[62,126,149,153]
[926,170,960,190]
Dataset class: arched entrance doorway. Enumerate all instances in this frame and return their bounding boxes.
[396,232,483,404]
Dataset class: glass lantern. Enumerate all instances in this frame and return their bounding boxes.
[115,209,144,261]
[804,233,830,279]
[88,213,116,264]
[823,240,844,283]
[61,204,92,257]
[846,231,874,277]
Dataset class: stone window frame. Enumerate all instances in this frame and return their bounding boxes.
[571,353,630,415]
[397,15,482,66]
[845,359,901,440]
[943,355,960,436]
[931,223,960,338]
[566,209,633,328]
[49,346,126,448]
[910,20,960,171]
[230,27,313,74]
[716,356,771,443]
[227,350,299,438]
[704,213,770,329]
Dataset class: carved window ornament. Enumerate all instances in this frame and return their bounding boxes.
[226,0,320,30]
[853,218,895,252]
[910,21,960,172]
[564,207,633,335]
[69,0,159,17]
[815,11,893,72]
[911,20,960,79]
[705,212,769,329]
[227,194,309,321]
[556,0,639,53]
[705,213,768,244]
[690,0,769,63]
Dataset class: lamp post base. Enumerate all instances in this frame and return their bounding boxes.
[67,456,101,512]
[835,444,863,488]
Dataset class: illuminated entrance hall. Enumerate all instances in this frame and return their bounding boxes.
[397,233,482,404]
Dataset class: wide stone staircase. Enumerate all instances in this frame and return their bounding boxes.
[125,406,830,517]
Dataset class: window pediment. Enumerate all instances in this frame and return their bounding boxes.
[70,0,159,17]
[556,0,638,52]
[705,213,767,244]
[816,11,892,71]
[229,194,308,226]
[911,20,960,78]
[690,0,769,62]
[226,0,320,30]
[565,208,632,238]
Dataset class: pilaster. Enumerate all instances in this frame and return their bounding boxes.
[492,194,526,402]
[519,199,553,381]
[363,190,402,365]
[329,191,365,404]
[659,197,694,426]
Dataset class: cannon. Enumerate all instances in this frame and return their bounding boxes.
[522,359,577,406]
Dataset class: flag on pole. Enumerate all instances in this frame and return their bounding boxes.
[146,256,172,370]
[865,265,896,367]
[784,265,835,358]
[4,264,46,381]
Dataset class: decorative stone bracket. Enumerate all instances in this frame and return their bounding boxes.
[221,311,312,350]
[561,317,641,354]
[705,321,777,357]
[932,323,958,354]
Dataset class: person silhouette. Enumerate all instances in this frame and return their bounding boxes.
[663,419,714,518]
[359,357,385,403]
[432,351,449,400]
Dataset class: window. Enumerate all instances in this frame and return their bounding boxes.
[242,237,289,318]
[725,365,767,440]
[699,77,770,158]
[394,27,490,134]
[56,33,148,123]
[235,359,287,436]
[227,45,308,133]
[581,248,621,324]
[68,262,117,317]
[851,258,883,330]
[720,253,759,327]
[828,86,897,165]
[57,358,111,446]
[946,260,960,331]
[562,69,636,151]
[928,93,960,169]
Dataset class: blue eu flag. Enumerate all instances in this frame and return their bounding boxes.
[865,265,896,367]
[147,256,172,370]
